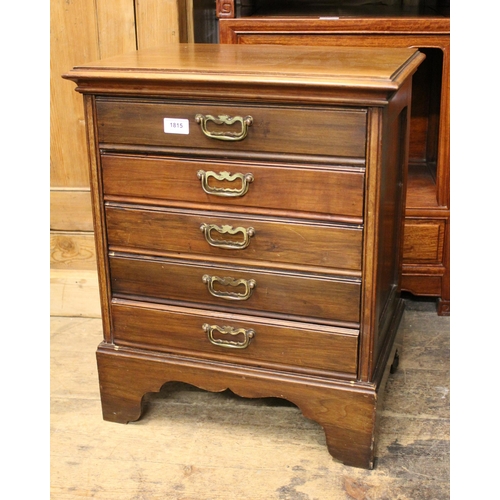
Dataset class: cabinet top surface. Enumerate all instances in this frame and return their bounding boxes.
[64,43,424,92]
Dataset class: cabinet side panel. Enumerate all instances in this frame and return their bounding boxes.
[360,83,411,381]
[372,82,412,376]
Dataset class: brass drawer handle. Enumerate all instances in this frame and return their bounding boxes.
[195,113,253,141]
[202,323,255,349]
[200,223,255,250]
[202,274,256,301]
[197,170,254,197]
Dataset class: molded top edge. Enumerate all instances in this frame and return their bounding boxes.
[64,43,425,92]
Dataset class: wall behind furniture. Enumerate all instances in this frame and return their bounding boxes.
[50,0,191,317]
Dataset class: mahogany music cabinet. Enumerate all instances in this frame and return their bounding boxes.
[64,43,424,469]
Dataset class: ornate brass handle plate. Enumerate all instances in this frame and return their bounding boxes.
[202,274,256,301]
[202,323,255,349]
[200,223,255,250]
[197,170,254,197]
[195,113,253,141]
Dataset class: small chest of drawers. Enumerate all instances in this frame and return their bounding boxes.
[65,43,424,469]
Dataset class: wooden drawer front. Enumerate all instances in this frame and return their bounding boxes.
[109,255,361,325]
[403,219,445,264]
[102,155,365,219]
[106,205,363,272]
[111,302,359,375]
[96,99,367,159]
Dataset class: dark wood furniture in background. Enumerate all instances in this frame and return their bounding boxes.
[217,0,450,316]
[65,43,424,468]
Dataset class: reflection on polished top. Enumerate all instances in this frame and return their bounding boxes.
[65,43,424,91]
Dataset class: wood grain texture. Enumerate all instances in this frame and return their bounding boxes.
[50,269,101,318]
[109,255,362,325]
[102,154,366,222]
[135,0,184,48]
[406,163,440,210]
[83,95,114,342]
[403,219,445,263]
[50,0,182,231]
[50,0,99,188]
[95,99,367,158]
[96,0,136,59]
[111,301,359,375]
[218,10,450,312]
[50,189,93,231]
[105,204,363,273]
[50,0,136,187]
[401,274,443,297]
[184,0,195,42]
[50,232,97,270]
[50,302,450,498]
[65,44,424,92]
[95,343,378,468]
[65,43,421,469]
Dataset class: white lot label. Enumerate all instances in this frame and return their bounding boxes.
[164,118,189,134]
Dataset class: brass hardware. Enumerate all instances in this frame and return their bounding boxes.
[197,170,254,197]
[200,223,255,250]
[195,113,253,141]
[202,274,256,301]
[202,323,255,349]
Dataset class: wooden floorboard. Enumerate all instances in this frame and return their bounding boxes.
[50,300,450,499]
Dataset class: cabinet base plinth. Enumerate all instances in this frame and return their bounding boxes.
[96,344,386,469]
